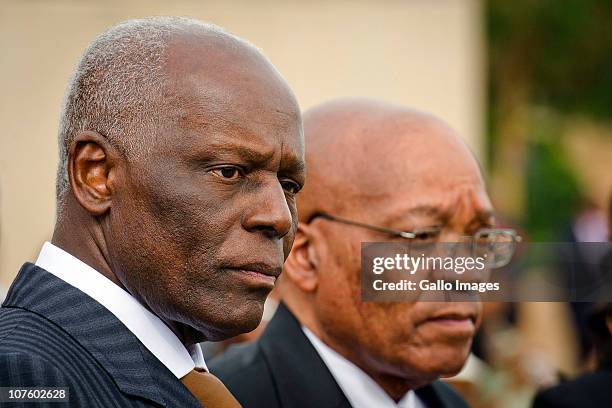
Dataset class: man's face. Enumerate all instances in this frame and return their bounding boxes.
[106,36,305,341]
[311,129,491,382]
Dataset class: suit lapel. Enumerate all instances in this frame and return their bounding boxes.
[2,263,167,407]
[259,303,462,408]
[415,382,448,407]
[415,380,464,408]
[259,303,351,408]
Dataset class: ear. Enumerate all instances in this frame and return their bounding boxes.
[284,223,319,292]
[68,131,117,216]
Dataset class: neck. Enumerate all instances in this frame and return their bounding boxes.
[367,371,424,402]
[52,202,202,347]
[320,334,423,402]
[52,203,121,288]
[287,299,425,402]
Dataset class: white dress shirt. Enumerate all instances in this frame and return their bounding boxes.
[35,241,206,378]
[303,327,426,408]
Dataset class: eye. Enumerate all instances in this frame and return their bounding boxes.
[412,228,441,242]
[280,179,302,195]
[210,166,243,180]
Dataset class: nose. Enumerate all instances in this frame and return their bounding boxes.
[241,178,293,239]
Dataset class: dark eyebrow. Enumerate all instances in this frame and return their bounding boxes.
[406,205,445,217]
[387,205,497,231]
[195,140,306,182]
[479,210,496,221]
[473,210,497,226]
[406,206,495,220]
[280,155,306,179]
[460,211,496,235]
[204,141,274,165]
[382,205,448,228]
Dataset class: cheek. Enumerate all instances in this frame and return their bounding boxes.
[282,208,299,258]
[357,304,419,349]
[108,172,232,304]
[313,234,362,331]
[324,231,361,280]
[137,174,238,262]
[358,305,471,377]
[318,231,363,302]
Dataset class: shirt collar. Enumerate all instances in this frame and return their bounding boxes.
[35,241,206,378]
[303,326,424,408]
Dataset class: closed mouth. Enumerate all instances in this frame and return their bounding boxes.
[429,313,475,322]
[421,310,477,326]
[225,262,282,278]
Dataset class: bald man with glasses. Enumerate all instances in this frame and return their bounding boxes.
[210,98,520,408]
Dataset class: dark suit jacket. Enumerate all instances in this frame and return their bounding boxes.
[0,263,203,407]
[532,369,612,408]
[210,303,469,408]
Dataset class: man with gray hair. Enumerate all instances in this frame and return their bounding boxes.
[0,17,305,407]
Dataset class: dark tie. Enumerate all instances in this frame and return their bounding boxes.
[181,368,242,407]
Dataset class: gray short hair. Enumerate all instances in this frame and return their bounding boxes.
[56,16,239,216]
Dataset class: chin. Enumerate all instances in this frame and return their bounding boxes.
[393,343,471,379]
[423,350,471,377]
[400,358,466,381]
[193,303,265,341]
[436,358,469,377]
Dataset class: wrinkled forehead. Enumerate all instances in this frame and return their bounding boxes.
[159,31,303,157]
[350,144,487,224]
[306,115,485,210]
[166,31,298,115]
[356,125,480,186]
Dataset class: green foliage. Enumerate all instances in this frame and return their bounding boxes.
[526,140,582,241]
[524,110,583,240]
[486,0,609,239]
[488,0,612,120]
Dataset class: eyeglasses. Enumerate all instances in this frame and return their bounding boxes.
[308,212,522,269]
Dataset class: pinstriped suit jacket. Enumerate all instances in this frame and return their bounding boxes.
[0,263,203,407]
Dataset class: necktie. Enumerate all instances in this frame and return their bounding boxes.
[181,368,242,407]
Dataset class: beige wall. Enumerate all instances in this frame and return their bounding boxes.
[0,0,483,288]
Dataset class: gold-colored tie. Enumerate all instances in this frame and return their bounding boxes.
[181,368,242,408]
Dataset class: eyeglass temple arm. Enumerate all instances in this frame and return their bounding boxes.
[307,212,416,239]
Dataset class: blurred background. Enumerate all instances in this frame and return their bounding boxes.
[0,1,610,407]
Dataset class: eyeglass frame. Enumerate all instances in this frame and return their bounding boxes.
[306,211,522,269]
